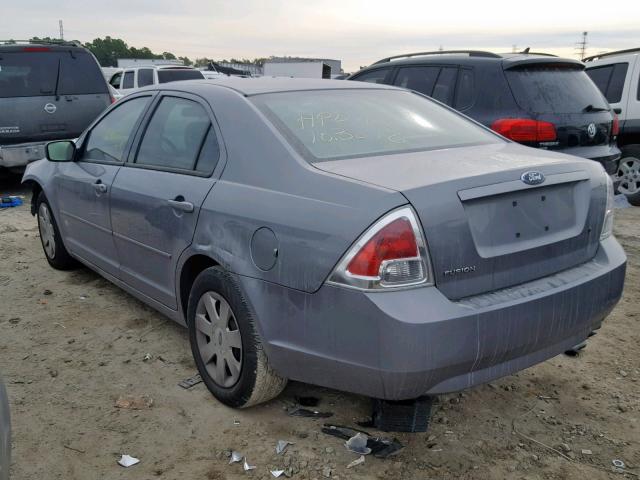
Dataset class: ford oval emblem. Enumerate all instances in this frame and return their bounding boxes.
[521,171,545,186]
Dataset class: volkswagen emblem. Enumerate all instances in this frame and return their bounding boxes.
[521,171,545,186]
[44,103,57,114]
[587,123,596,138]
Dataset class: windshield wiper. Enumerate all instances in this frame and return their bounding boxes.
[583,104,609,113]
[53,58,61,100]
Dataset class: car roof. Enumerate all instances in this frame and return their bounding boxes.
[158,76,399,96]
[0,43,88,53]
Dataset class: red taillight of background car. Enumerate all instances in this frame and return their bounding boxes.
[612,113,619,137]
[491,118,557,143]
[110,96,116,104]
[22,47,50,52]
[346,217,418,277]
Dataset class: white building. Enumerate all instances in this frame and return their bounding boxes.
[117,58,184,68]
[263,58,342,79]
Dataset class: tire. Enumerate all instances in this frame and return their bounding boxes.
[187,266,287,408]
[616,145,640,206]
[36,192,78,270]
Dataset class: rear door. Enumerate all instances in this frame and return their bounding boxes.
[110,92,222,308]
[504,64,615,151]
[0,49,110,145]
[55,94,153,276]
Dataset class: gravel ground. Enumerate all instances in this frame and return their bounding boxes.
[1,174,638,480]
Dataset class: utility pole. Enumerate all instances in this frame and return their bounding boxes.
[575,31,588,60]
[59,20,64,40]
[512,44,517,53]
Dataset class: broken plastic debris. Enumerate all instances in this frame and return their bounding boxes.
[345,433,372,455]
[229,451,243,464]
[233,420,240,426]
[243,458,256,471]
[143,353,152,362]
[117,454,140,467]
[322,424,404,458]
[178,373,203,389]
[287,406,333,418]
[271,470,285,478]
[347,455,365,469]
[276,440,294,455]
[581,449,593,455]
[612,459,625,469]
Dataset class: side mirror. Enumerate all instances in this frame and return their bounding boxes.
[45,141,76,162]
[613,107,622,114]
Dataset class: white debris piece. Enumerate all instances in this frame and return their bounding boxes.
[345,433,371,455]
[229,451,243,464]
[243,458,256,471]
[347,455,365,468]
[117,454,140,467]
[276,440,294,455]
[271,470,285,477]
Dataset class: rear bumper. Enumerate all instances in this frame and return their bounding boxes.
[239,236,626,400]
[0,141,46,168]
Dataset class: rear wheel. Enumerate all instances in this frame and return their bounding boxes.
[36,192,78,270]
[187,266,287,408]
[616,146,640,206]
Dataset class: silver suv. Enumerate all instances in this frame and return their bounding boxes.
[0,40,111,173]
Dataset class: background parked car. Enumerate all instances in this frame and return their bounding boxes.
[0,377,9,480]
[107,65,205,92]
[0,40,112,173]
[585,48,640,205]
[349,50,621,179]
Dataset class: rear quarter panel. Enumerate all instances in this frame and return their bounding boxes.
[185,85,407,293]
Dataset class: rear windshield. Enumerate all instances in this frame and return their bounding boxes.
[252,89,499,162]
[157,69,204,83]
[505,65,609,114]
[0,50,108,98]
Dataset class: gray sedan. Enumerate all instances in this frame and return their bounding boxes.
[23,78,626,408]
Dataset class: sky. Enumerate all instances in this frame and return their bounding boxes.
[3,0,640,72]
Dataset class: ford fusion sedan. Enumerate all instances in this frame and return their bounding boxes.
[23,78,626,408]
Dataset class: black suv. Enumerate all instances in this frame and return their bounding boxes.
[0,40,111,173]
[349,50,621,176]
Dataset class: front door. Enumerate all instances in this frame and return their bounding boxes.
[55,95,153,276]
[110,94,222,309]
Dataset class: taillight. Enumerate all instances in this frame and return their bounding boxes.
[110,96,116,104]
[491,118,557,143]
[612,113,619,137]
[328,207,432,290]
[22,47,50,52]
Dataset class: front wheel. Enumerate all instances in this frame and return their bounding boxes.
[187,267,287,408]
[616,146,640,206]
[36,192,78,270]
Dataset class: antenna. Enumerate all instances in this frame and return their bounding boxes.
[59,20,64,40]
[575,31,588,60]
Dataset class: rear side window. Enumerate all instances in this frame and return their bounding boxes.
[394,66,440,96]
[136,96,213,172]
[122,71,135,89]
[253,89,499,162]
[83,96,151,163]
[157,69,204,83]
[506,65,609,114]
[109,72,122,89]
[454,68,475,110]
[0,50,107,98]
[138,69,154,87]
[431,67,457,105]
[586,63,628,103]
[351,68,391,84]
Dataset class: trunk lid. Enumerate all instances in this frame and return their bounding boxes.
[316,143,607,300]
[0,49,110,145]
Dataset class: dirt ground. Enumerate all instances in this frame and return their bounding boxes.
[0,174,638,480]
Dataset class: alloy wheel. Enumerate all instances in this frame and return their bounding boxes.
[616,157,640,196]
[195,291,243,388]
[38,203,56,259]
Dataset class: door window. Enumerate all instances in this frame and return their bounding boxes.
[352,68,392,84]
[135,96,213,172]
[394,66,441,96]
[122,71,135,89]
[432,67,458,105]
[82,96,151,163]
[109,71,122,89]
[454,68,475,110]
[138,69,154,87]
[586,63,629,103]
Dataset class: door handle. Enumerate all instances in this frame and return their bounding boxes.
[93,181,107,193]
[167,198,194,213]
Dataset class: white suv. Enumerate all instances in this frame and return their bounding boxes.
[108,66,205,93]
[586,48,640,205]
